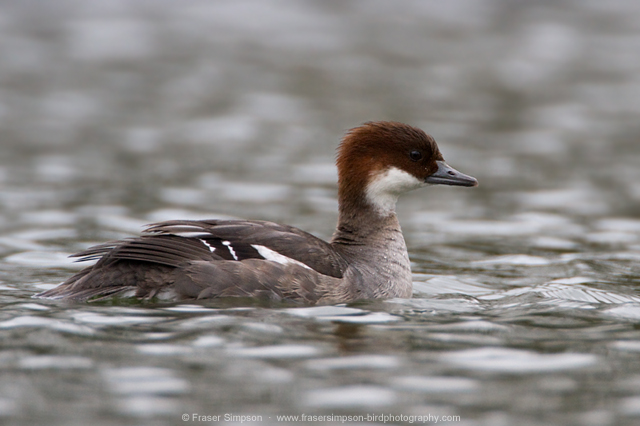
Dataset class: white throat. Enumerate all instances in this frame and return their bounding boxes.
[365,166,425,216]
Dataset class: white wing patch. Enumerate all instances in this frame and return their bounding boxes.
[251,244,312,270]
[222,240,238,261]
[165,231,207,238]
[199,239,216,253]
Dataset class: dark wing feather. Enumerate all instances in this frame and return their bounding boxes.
[72,235,221,267]
[145,220,348,278]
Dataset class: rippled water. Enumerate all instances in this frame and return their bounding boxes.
[2,1,640,425]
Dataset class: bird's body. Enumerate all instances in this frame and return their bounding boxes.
[36,121,477,304]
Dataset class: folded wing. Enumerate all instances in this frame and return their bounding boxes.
[35,219,348,302]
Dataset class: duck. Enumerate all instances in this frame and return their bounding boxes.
[36,121,478,304]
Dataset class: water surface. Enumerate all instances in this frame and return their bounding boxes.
[1,1,640,425]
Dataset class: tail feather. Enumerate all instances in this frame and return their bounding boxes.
[34,284,136,301]
[34,260,174,301]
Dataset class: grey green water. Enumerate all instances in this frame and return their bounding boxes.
[1,1,640,425]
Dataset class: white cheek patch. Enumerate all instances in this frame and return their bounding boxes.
[222,240,238,261]
[251,244,312,270]
[365,166,424,216]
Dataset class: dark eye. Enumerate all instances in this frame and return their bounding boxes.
[409,150,423,161]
